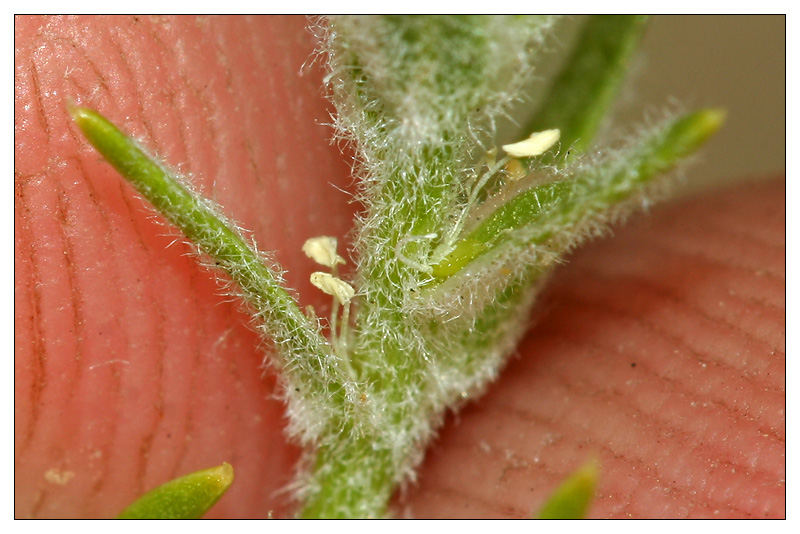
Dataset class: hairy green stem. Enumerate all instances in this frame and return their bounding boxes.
[300,441,396,518]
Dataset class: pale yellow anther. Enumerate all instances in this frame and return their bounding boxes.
[502,129,560,158]
[310,272,355,306]
[303,236,345,268]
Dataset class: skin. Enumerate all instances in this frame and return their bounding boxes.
[14,15,784,519]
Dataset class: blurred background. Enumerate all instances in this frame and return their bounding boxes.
[527,15,785,197]
[636,15,785,195]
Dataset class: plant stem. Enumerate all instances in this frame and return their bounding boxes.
[299,441,396,518]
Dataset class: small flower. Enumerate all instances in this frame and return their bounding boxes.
[310,272,355,306]
[502,129,561,158]
[303,236,346,268]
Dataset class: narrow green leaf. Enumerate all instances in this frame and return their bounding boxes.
[524,15,649,162]
[430,108,725,279]
[117,463,234,519]
[69,106,294,323]
[537,459,598,519]
[70,106,342,399]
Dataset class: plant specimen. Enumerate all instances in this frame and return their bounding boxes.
[68,15,722,518]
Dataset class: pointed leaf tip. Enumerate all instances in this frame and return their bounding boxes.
[68,104,105,134]
[117,462,234,519]
[647,108,727,176]
[536,459,599,519]
[674,108,726,148]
